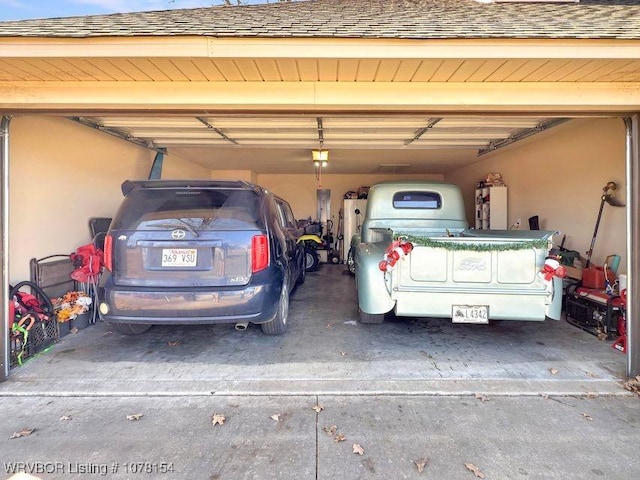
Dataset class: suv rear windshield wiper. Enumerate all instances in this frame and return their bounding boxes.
[156,218,199,237]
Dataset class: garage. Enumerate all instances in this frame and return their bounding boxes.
[1,0,640,385]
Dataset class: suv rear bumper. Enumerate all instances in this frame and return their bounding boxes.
[98,280,281,325]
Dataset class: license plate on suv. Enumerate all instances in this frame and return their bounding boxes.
[452,305,489,324]
[162,248,197,267]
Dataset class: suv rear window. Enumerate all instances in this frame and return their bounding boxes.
[112,188,264,231]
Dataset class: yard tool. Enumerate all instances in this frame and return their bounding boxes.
[585,181,625,268]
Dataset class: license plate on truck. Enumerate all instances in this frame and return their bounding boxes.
[452,305,489,324]
[161,248,197,267]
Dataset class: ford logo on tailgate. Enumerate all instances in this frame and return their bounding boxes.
[171,229,186,240]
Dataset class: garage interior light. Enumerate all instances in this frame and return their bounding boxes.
[312,149,329,167]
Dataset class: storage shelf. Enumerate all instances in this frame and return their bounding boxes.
[475,185,507,230]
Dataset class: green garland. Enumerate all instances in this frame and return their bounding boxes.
[396,234,550,253]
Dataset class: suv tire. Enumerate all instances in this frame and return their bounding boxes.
[111,323,152,335]
[261,279,289,335]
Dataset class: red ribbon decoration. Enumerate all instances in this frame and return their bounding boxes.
[379,239,414,272]
[540,257,566,281]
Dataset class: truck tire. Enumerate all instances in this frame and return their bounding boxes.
[346,247,356,275]
[261,279,289,335]
[111,323,152,335]
[359,310,385,324]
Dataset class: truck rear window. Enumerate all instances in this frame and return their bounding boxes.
[392,191,442,209]
[112,188,264,230]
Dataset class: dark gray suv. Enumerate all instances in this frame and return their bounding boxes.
[98,180,305,335]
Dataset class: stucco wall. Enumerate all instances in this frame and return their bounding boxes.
[8,116,210,284]
[445,117,627,274]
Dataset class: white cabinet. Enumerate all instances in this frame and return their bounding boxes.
[475,185,507,230]
[342,199,367,261]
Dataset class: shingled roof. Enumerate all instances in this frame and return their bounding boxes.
[0,0,639,40]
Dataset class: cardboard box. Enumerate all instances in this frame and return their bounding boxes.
[564,265,583,280]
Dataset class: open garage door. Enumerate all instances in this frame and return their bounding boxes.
[2,0,640,381]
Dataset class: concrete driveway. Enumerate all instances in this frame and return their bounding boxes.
[1,265,638,479]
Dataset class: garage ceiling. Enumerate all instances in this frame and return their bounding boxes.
[69,113,569,174]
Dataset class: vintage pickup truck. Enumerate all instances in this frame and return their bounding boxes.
[352,181,563,324]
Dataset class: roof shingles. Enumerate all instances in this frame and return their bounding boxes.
[0,0,640,40]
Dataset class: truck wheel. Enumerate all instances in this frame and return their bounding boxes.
[304,247,319,272]
[110,323,152,335]
[359,310,385,324]
[261,279,289,335]
[346,247,356,275]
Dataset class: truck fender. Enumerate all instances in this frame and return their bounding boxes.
[355,242,395,315]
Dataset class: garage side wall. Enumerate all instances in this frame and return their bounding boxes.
[445,118,627,272]
[8,116,210,285]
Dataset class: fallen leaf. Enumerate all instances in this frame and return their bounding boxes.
[334,433,346,443]
[585,371,597,378]
[167,340,181,347]
[415,458,429,473]
[312,405,324,413]
[70,327,79,334]
[464,463,485,478]
[475,393,490,402]
[59,415,72,421]
[9,428,34,439]
[270,414,281,422]
[597,332,608,341]
[586,393,599,399]
[126,414,143,421]
[211,413,226,426]
[326,323,333,328]
[623,376,640,395]
[352,443,364,455]
[581,412,593,421]
[340,351,347,356]
[323,425,337,436]
[550,368,559,375]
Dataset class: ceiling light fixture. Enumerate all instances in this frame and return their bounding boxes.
[312,149,329,167]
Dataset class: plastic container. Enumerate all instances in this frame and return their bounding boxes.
[582,266,611,289]
[70,312,90,330]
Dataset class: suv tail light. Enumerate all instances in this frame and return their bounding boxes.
[251,234,269,273]
[103,234,113,272]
